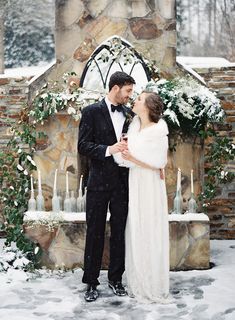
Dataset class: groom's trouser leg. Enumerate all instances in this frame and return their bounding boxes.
[108,183,128,282]
[82,190,109,285]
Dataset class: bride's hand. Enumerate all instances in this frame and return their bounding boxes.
[121,149,133,161]
[160,168,165,180]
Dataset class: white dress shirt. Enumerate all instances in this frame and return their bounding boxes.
[105,97,125,157]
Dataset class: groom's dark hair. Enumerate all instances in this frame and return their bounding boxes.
[109,71,136,91]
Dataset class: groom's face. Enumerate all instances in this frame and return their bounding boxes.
[115,84,134,105]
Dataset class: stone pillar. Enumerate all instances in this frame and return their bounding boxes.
[53,0,176,79]
[0,1,5,74]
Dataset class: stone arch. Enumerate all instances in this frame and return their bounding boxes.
[80,36,152,93]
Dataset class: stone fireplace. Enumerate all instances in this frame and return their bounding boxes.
[31,0,204,211]
[9,0,211,270]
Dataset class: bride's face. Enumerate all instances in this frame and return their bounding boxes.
[132,93,148,116]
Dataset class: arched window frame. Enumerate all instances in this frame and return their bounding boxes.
[80,37,152,90]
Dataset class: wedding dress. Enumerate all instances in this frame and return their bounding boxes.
[123,116,169,303]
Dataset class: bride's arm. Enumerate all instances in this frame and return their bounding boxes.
[121,149,165,179]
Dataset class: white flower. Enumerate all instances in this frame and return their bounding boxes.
[3,251,16,262]
[220,171,228,179]
[13,257,30,268]
[51,98,57,109]
[67,106,76,115]
[17,164,24,171]
[156,79,167,85]
[14,201,18,206]
[31,160,36,167]
[17,149,22,154]
[34,246,39,254]
[26,155,36,167]
[41,93,48,99]
[163,109,180,126]
[23,169,28,176]
[72,114,81,121]
[9,186,14,190]
[188,98,194,104]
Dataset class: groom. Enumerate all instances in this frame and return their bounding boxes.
[78,71,136,302]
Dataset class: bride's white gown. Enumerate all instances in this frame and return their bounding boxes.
[124,116,169,303]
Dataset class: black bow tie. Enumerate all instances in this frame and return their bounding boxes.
[111,104,123,113]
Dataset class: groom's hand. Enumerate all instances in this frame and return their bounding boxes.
[160,169,165,180]
[109,141,127,155]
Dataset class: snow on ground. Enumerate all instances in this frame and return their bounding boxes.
[0,240,235,320]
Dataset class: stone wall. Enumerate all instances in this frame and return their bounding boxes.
[0,74,32,225]
[0,73,33,226]
[34,113,79,210]
[23,212,210,271]
[0,75,30,148]
[166,138,204,211]
[0,69,79,215]
[53,0,176,80]
[195,66,235,239]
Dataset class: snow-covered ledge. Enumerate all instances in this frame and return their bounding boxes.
[24,211,209,222]
[23,211,210,271]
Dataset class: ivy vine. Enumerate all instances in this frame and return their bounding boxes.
[198,127,235,207]
[0,110,42,262]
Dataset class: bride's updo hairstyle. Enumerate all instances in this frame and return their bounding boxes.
[143,91,164,123]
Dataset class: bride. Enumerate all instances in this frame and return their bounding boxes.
[121,91,169,303]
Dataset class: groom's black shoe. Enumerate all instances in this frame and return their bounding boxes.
[84,284,99,302]
[108,281,127,296]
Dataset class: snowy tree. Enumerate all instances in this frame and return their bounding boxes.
[176,0,235,60]
[0,0,5,72]
[4,0,55,68]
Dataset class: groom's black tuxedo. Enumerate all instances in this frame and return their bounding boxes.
[78,99,132,191]
[78,98,134,285]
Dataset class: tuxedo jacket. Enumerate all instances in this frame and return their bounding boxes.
[78,98,134,191]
